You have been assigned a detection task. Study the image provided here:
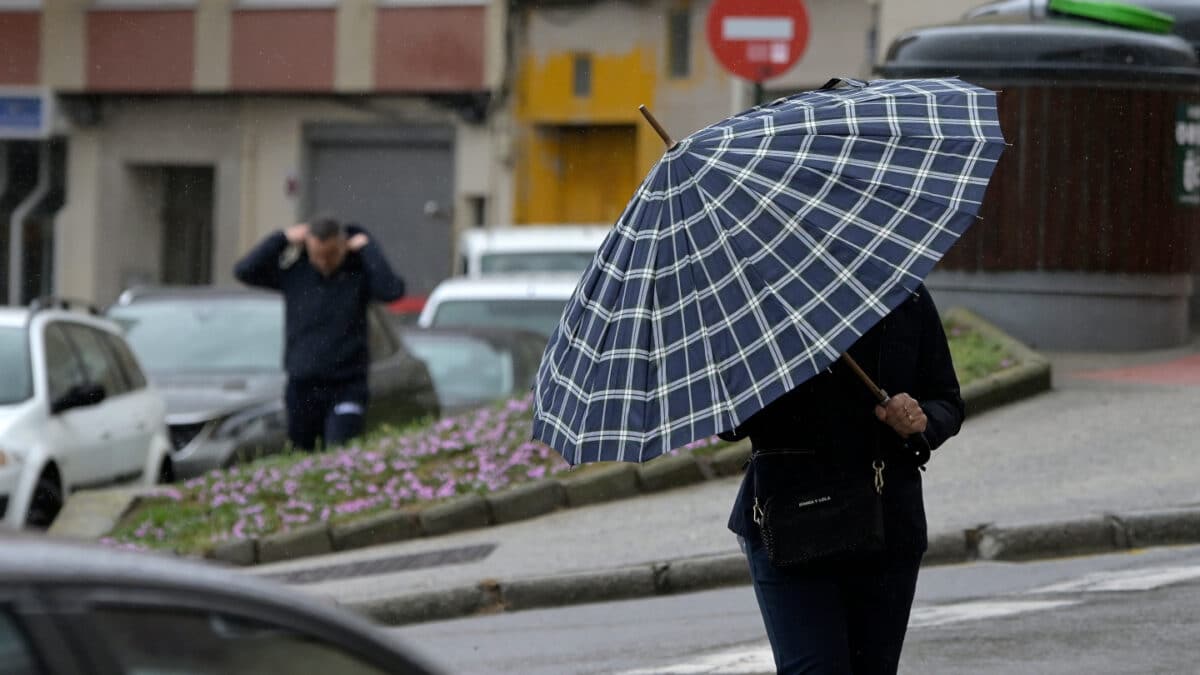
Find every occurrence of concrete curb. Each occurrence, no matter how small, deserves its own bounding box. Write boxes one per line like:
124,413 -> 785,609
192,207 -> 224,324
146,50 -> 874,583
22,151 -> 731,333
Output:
342,506 -> 1200,627
258,523 -> 333,564
946,307 -> 1053,417
83,308 -> 1050,567
485,480 -> 567,525
331,510 -> 423,552
561,463 -> 642,508
637,453 -> 707,493
420,494 -> 492,537
47,485 -> 158,540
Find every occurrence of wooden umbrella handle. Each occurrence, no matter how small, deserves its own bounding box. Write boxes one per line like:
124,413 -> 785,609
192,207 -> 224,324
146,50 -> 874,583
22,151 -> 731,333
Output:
639,105 -> 676,149
840,353 -> 889,404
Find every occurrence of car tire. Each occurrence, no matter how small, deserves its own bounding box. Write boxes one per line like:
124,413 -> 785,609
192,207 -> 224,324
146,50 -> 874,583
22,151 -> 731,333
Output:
25,470 -> 63,530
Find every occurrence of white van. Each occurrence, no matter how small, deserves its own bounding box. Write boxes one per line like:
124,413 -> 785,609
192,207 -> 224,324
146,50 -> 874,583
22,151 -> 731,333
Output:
417,276 -> 580,338
457,225 -> 610,278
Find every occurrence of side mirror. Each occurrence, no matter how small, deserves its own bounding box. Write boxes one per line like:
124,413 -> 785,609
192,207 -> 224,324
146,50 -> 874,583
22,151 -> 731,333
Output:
51,383 -> 107,415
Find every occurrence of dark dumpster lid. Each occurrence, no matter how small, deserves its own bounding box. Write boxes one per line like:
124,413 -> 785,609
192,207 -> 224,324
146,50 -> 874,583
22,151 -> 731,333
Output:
879,16 -> 1200,82
965,0 -> 1200,53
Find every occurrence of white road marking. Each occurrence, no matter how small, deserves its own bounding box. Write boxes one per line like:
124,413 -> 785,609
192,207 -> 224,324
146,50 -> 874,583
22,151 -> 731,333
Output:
1027,565 -> 1200,594
614,599 -> 1076,673
616,645 -> 775,674
908,599 -> 1079,628
616,565 -> 1200,674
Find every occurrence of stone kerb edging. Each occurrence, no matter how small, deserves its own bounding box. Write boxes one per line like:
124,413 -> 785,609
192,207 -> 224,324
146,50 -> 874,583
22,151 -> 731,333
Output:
347,506 -> 1200,627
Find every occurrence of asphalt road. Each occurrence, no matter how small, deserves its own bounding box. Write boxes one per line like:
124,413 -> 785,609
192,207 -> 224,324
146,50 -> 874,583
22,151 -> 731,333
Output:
390,545 -> 1200,675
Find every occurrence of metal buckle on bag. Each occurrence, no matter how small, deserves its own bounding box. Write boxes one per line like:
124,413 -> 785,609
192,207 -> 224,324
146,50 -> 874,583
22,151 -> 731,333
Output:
873,460 -> 886,495
752,498 -> 764,527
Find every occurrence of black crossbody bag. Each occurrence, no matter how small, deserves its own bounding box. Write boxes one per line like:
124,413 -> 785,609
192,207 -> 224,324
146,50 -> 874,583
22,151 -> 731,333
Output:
750,449 -> 887,568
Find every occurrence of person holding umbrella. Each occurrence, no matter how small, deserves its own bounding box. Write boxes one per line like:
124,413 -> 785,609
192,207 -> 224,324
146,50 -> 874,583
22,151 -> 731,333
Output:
533,78 -> 1005,674
717,284 -> 963,673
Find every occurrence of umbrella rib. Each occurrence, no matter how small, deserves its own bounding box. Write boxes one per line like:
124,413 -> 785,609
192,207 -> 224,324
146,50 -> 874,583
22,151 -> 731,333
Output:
712,137 -> 1000,209
686,79 -> 1002,147
666,149 -> 739,439
680,135 -> 818,403
695,150 -> 975,277
536,168 -> 665,461
689,158 -> 872,384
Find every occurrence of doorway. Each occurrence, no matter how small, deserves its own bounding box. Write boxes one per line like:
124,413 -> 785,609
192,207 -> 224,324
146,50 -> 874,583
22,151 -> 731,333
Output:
159,166 -> 215,286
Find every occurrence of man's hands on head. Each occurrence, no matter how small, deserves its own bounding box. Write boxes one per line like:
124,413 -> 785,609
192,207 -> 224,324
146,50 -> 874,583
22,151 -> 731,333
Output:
285,223 -> 310,244
347,233 -> 369,252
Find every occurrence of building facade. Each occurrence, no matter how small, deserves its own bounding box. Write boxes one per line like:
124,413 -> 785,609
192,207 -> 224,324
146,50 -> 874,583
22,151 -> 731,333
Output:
507,0 -> 876,227
25,0 -> 1174,337
0,0 -> 508,304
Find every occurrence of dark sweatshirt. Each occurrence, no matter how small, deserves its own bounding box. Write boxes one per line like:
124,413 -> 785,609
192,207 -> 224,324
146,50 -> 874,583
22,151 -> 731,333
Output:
233,225 -> 405,383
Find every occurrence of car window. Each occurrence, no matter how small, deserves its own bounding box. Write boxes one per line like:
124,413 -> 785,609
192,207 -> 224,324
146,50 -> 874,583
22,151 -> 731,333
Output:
43,323 -> 86,403
368,309 -> 397,360
401,333 -> 514,405
90,607 -> 394,675
108,299 -> 283,373
0,327 -> 33,405
479,251 -> 596,275
0,607 -> 43,675
430,299 -> 568,337
64,325 -> 129,397
104,333 -> 148,390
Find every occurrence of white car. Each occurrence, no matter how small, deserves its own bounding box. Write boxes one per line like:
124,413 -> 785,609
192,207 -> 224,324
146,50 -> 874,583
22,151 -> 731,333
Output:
417,276 -> 580,338
0,302 -> 172,529
457,225 -> 609,277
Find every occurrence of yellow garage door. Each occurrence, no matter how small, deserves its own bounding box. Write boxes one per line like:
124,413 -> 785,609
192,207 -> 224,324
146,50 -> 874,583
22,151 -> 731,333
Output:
555,125 -> 638,224
519,124 -> 641,225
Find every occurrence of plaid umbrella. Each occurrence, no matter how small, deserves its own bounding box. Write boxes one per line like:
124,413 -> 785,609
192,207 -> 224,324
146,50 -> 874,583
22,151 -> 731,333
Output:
533,77 -> 1006,465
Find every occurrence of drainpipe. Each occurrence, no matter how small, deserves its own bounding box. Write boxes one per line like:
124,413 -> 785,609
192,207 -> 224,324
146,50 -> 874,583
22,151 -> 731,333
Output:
0,144 -> 8,199
8,142 -> 50,306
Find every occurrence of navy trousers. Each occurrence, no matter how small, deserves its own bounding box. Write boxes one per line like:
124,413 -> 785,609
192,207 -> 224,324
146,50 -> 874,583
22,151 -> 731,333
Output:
743,536 -> 922,675
285,378 -> 369,451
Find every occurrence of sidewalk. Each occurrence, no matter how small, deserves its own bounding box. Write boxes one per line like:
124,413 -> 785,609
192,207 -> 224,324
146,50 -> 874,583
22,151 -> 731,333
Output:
248,337 -> 1200,625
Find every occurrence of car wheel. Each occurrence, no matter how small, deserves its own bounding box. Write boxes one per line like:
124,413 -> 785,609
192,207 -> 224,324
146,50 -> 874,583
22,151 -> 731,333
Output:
25,470 -> 63,530
157,458 -> 175,484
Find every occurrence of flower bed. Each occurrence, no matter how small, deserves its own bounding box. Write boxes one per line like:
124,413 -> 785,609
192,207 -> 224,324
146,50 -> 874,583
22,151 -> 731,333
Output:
105,319 -> 1014,555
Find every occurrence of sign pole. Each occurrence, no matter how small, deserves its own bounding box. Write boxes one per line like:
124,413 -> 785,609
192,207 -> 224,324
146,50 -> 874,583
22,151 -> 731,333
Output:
753,80 -> 765,106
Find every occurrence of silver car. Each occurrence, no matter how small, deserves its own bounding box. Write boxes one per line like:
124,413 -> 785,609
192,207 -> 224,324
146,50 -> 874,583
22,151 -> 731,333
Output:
108,287 -> 440,479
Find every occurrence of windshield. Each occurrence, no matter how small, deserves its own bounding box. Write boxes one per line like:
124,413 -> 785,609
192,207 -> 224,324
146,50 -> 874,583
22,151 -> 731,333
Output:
479,252 -> 596,275
430,299 -> 568,337
0,327 -> 32,405
401,333 -> 514,405
108,299 -> 283,373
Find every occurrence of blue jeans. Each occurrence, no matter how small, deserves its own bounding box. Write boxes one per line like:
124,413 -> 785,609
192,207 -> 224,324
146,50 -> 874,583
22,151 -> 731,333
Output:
741,536 -> 922,674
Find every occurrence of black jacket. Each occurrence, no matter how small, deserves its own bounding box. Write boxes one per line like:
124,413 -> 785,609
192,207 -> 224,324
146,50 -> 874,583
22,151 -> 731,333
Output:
233,225 -> 406,383
719,285 -> 964,553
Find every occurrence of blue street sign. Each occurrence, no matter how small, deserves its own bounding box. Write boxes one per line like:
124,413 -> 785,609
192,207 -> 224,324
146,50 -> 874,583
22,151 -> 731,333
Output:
0,92 -> 48,139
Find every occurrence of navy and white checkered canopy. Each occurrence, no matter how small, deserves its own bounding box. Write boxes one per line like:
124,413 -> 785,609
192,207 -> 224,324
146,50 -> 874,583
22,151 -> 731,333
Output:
533,78 -> 1006,465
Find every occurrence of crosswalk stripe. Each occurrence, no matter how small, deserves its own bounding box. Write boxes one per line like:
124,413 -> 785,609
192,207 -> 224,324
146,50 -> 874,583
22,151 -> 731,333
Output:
614,598 -> 1076,674
615,645 -> 775,674
615,564 -> 1200,674
1026,565 -> 1200,594
908,599 -> 1079,628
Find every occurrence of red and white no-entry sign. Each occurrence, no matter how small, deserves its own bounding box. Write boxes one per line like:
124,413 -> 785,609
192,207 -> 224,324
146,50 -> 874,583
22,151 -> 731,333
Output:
706,0 -> 810,83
